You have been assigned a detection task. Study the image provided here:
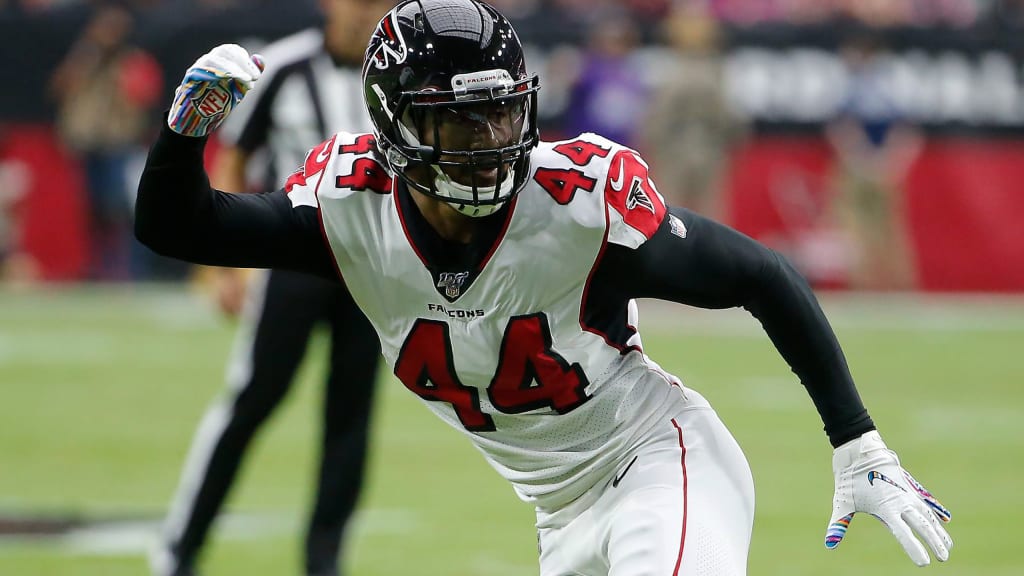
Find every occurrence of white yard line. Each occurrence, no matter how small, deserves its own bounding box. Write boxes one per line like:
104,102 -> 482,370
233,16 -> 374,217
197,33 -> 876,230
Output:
0,508 -> 419,556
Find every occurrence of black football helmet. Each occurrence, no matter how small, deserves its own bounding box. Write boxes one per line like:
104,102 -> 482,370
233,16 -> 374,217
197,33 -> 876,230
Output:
363,0 -> 540,217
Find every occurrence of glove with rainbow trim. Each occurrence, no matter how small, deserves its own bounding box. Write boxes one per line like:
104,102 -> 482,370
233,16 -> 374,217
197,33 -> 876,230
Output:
167,44 -> 264,138
825,430 -> 952,566
823,428 -> 950,561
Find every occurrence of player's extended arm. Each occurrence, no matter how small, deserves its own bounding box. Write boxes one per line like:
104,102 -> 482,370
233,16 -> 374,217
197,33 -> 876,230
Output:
135,45 -> 335,278
594,207 -> 952,565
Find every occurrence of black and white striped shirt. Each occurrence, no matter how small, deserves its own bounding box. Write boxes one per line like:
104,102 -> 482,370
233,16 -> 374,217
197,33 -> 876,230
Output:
219,28 -> 373,190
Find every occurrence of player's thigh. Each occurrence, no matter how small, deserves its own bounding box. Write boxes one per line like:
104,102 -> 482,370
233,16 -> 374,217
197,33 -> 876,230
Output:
538,513 -> 600,576
607,410 -> 754,576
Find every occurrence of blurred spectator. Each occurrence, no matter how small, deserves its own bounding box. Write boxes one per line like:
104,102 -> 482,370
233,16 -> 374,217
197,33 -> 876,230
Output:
839,0 -> 913,27
709,0 -> 787,26
624,0 -> 671,20
639,1 -> 746,217
907,0 -> 979,27
487,0 -> 540,18
489,0 -> 585,47
705,0 -> 988,27
826,32 -> 922,290
561,11 -> 647,148
0,147 -> 37,284
49,3 -> 162,280
783,0 -> 839,25
981,0 -> 1024,27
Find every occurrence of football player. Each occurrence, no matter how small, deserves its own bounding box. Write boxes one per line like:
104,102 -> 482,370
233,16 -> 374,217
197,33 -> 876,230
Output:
137,1 -> 953,574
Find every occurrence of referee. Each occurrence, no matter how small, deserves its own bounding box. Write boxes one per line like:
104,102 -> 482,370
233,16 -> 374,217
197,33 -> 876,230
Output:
151,2 -> 394,575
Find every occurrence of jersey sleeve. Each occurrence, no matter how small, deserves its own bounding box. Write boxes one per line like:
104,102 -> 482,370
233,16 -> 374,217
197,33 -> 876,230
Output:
548,133 -> 668,250
281,134 -> 337,209
282,132 -> 391,207
135,124 -> 336,278
602,146 -> 668,249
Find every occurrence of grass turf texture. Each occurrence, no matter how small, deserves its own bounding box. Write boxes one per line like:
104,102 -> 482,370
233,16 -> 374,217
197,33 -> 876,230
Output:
1,286 -> 1021,575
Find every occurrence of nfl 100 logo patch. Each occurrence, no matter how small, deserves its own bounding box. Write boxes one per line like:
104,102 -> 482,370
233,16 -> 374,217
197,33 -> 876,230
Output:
437,272 -> 470,298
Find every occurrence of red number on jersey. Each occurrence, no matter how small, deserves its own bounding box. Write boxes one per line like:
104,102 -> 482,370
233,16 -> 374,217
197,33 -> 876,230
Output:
533,139 -> 610,203
336,158 -> 393,194
394,320 -> 496,432
534,168 -> 597,204
339,134 -> 377,155
284,135 -> 336,193
605,150 -> 666,239
488,313 -> 589,414
393,314 -> 590,431
552,139 -> 611,166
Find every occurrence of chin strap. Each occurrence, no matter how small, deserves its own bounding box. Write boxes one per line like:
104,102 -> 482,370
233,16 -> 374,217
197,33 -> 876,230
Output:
432,165 -> 515,218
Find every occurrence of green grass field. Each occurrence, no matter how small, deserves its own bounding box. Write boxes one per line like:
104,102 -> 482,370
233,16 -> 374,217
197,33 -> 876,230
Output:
1,286 -> 1022,575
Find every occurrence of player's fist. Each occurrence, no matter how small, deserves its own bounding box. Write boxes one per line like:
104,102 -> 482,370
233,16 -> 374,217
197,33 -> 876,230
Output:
824,430 -> 952,566
167,44 -> 265,137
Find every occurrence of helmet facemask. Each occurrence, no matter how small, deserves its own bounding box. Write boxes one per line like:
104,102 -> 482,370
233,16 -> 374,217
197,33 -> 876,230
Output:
385,71 -> 540,217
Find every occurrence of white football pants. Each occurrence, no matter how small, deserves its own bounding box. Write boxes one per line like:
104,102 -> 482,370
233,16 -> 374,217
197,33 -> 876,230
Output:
537,388 -> 755,576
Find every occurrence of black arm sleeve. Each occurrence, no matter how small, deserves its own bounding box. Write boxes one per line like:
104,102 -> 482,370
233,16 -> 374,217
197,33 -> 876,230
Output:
135,124 -> 336,279
595,207 -> 875,447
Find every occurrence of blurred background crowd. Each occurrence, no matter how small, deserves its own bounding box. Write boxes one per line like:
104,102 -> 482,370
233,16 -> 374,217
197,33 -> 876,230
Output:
8,0 -> 1024,28
1,0 -> 1022,292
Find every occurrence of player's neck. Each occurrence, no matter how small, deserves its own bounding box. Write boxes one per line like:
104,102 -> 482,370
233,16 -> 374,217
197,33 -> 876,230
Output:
408,187 -> 478,244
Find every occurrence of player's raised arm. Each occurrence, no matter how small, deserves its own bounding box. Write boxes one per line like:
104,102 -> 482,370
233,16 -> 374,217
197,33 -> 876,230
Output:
135,44 -> 335,278
594,206 -> 952,566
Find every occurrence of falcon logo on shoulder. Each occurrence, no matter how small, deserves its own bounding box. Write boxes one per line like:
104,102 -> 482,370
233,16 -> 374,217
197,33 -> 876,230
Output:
437,272 -> 470,299
626,180 -> 656,215
604,149 -> 667,240
370,12 -> 408,70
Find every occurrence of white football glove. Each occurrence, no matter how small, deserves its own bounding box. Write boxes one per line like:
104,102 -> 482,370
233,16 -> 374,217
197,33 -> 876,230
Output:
825,430 -> 952,566
167,44 -> 264,138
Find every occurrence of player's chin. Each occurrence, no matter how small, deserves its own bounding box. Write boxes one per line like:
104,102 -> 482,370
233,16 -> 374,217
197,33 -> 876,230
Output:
446,166 -> 500,188
475,167 -> 500,187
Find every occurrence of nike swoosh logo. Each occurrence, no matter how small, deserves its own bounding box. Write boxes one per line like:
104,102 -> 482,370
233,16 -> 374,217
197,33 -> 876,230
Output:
612,455 -> 638,488
315,144 -> 332,164
609,157 -> 626,191
867,470 -> 907,492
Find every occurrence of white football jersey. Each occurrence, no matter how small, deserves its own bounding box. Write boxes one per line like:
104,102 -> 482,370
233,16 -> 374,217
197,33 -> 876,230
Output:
286,132 -> 685,512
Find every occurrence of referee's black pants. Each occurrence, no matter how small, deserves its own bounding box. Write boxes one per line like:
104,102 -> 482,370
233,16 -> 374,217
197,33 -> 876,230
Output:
162,269 -> 380,576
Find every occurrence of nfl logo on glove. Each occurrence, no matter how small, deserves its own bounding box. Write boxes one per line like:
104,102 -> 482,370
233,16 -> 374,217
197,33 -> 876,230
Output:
192,83 -> 232,118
